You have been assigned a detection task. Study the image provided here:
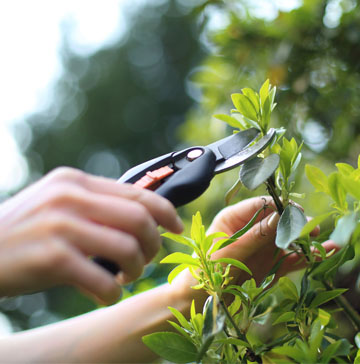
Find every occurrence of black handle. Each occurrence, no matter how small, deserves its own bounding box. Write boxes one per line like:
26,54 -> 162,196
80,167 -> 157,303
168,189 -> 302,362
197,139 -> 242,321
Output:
94,148 -> 217,275
156,148 -> 216,207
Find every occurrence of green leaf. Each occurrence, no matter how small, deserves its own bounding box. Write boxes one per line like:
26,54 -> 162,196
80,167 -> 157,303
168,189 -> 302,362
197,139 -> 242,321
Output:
259,79 -> 270,107
202,296 -> 225,342
167,321 -> 192,340
160,252 -> 200,267
276,205 -> 307,249
309,289 -> 347,308
142,332 -> 198,363
241,115 -> 262,130
208,237 -> 230,255
336,162 -> 354,176
240,154 -> 280,190
228,295 -> 242,315
269,86 -> 277,111
272,341 -> 305,363
168,264 -> 188,284
309,319 -> 323,360
168,306 -> 192,331
162,232 -> 197,250
299,211 -> 334,237
231,93 -> 258,121
312,242 -> 327,259
191,211 -> 204,244
321,338 -> 351,363
241,87 -> 260,113
215,257 -> 252,275
225,178 -> 242,206
260,274 -> 275,289
278,276 -> 299,301
191,313 -> 203,336
209,206 -> 265,254
305,164 -> 329,194
318,308 -> 331,326
311,244 -> 355,280
216,337 -> 250,348
341,176 -> 360,200
330,212 -> 358,246
213,114 -> 244,129
272,311 -> 296,325
261,95 -> 271,131
355,333 -> 360,349
190,299 -> 196,320
328,172 -> 347,209
203,232 -> 228,254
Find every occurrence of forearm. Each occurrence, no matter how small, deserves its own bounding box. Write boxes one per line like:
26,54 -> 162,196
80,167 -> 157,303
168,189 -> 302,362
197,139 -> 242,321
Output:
0,282 -> 196,363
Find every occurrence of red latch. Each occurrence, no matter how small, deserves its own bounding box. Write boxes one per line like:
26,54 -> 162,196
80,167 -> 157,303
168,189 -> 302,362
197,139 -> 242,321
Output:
134,166 -> 174,190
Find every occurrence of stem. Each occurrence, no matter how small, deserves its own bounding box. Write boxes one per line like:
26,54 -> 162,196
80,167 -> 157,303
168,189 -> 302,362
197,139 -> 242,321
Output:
265,175 -> 284,215
223,327 -> 239,353
220,300 -> 246,341
322,280 -> 360,331
220,301 -> 262,363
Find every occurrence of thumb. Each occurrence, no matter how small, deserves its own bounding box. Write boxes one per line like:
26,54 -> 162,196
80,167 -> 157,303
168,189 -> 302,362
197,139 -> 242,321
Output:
213,211 -> 280,261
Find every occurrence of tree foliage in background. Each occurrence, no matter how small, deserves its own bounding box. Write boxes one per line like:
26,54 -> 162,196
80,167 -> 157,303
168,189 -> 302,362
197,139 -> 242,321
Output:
144,81 -> 360,364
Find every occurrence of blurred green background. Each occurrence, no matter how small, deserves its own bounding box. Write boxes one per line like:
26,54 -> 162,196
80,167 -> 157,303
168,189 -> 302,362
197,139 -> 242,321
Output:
1,0 -> 360,335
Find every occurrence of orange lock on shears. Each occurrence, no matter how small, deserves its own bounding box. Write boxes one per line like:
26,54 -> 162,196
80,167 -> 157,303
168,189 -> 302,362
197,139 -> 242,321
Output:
134,166 -> 174,190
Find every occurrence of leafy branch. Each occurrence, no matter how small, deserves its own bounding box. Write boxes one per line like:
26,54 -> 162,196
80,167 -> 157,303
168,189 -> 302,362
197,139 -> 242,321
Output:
143,80 -> 360,363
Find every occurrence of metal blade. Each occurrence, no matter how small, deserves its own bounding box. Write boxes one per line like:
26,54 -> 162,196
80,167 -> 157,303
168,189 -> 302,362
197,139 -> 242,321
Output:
214,128 -> 276,174
207,128 -> 260,161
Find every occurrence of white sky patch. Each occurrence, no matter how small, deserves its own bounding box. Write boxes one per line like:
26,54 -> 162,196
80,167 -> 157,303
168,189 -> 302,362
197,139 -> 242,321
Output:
247,0 -> 302,21
0,0 -> 126,192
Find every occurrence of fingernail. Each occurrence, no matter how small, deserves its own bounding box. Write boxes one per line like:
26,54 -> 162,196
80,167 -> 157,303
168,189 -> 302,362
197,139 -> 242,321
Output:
175,215 -> 184,233
116,272 -> 126,286
267,212 -> 280,230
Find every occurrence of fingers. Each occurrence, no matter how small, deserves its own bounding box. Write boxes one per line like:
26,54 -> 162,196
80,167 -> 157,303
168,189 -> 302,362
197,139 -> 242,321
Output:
48,216 -> 151,281
40,167 -> 184,265
64,193 -> 162,264
0,235 -> 123,304
49,243 -> 122,305
64,255 -> 122,305
48,168 -> 183,233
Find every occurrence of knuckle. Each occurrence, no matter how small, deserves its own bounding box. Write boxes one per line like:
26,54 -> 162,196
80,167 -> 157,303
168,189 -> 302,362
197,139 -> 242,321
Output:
156,196 -> 175,215
43,213 -> 71,235
121,236 -> 141,261
130,204 -> 151,229
146,235 -> 161,262
47,167 -> 87,185
39,239 -> 72,271
45,186 -> 83,208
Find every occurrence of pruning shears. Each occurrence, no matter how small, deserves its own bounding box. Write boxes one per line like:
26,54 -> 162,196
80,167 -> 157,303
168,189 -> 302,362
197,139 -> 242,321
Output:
95,127 -> 276,274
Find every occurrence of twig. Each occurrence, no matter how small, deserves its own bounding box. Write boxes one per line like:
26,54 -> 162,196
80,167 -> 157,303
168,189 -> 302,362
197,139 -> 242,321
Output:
265,175 -> 284,215
220,300 -> 246,340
